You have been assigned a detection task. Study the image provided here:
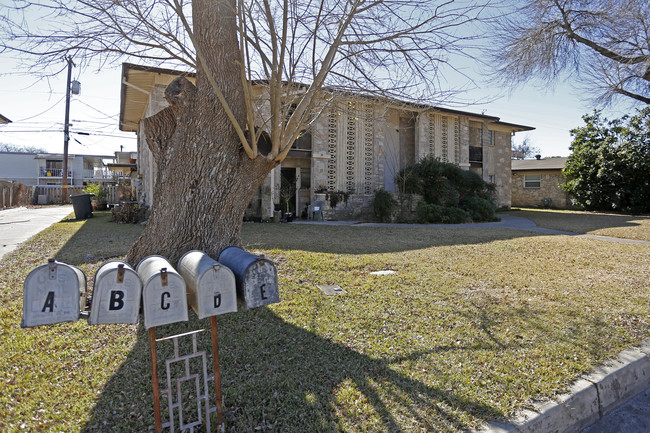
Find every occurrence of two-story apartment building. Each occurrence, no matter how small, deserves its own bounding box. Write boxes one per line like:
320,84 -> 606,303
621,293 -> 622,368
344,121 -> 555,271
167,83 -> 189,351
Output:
119,63 -> 534,219
0,152 -> 116,187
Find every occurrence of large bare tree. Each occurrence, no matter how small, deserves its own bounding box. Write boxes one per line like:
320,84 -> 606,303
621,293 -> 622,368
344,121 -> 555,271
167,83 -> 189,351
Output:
490,0 -> 650,105
1,0 -> 492,264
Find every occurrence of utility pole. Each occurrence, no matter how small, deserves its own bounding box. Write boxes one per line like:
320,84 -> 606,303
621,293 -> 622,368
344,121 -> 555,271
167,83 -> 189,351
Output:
61,57 -> 74,205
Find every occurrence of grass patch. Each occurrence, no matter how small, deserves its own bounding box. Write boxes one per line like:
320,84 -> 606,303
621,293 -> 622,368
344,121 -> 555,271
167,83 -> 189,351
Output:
508,208 -> 650,241
1,211 -> 648,432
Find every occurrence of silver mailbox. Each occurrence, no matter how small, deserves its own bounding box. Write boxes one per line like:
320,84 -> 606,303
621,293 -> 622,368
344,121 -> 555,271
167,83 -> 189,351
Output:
22,259 -> 86,328
217,246 -> 279,310
137,255 -> 188,329
89,261 -> 142,325
178,250 -> 237,319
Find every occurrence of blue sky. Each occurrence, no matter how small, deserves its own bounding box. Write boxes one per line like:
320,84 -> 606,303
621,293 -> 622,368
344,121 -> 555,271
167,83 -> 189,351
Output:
0,50 -> 635,159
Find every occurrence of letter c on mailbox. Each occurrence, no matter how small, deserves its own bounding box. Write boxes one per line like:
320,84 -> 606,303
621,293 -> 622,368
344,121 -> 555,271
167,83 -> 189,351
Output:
161,292 -> 171,310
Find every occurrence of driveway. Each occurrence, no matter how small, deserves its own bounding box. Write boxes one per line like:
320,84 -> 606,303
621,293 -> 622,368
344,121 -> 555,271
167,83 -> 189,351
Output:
0,206 -> 73,260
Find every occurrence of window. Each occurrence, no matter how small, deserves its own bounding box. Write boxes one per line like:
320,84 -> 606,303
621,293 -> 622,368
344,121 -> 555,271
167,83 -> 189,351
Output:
524,174 -> 541,188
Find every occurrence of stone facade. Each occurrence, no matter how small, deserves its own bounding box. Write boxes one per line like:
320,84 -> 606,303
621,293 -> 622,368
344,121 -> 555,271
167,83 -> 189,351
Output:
511,158 -> 576,209
121,64 -> 533,220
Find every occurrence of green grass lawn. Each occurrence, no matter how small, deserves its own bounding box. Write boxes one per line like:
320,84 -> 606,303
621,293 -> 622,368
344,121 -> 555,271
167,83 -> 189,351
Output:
1,210 -> 648,432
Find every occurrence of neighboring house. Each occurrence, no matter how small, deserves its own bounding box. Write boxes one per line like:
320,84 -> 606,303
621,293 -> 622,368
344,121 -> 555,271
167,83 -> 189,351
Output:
119,63 -> 534,219
106,151 -> 139,199
0,151 -> 118,187
511,157 -> 575,209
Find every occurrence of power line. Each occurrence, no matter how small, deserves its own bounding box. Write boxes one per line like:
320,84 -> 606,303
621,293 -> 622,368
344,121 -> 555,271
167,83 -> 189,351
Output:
13,95 -> 66,122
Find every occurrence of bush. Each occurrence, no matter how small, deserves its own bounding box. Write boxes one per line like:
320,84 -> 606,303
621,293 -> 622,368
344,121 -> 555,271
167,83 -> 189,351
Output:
111,203 -> 147,224
463,196 -> 498,222
562,108 -> 650,213
416,202 -> 445,223
397,156 -> 497,223
416,202 -> 470,224
83,182 -> 108,204
373,189 -> 396,222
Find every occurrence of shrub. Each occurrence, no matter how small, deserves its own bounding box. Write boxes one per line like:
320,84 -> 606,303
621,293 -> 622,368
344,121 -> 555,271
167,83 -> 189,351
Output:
397,156 -> 497,223
463,196 -> 498,222
111,203 -> 147,224
83,183 -> 108,204
373,189 -> 396,222
416,201 -> 445,223
445,206 -> 469,224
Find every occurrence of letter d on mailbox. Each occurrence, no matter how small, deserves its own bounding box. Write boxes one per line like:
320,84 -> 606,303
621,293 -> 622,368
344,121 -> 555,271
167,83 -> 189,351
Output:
218,246 -> 279,310
178,250 -> 237,319
89,261 -> 142,325
137,256 -> 188,329
22,259 -> 86,328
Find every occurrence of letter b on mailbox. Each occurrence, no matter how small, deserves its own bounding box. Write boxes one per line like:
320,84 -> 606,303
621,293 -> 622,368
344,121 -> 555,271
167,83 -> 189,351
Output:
89,261 -> 142,325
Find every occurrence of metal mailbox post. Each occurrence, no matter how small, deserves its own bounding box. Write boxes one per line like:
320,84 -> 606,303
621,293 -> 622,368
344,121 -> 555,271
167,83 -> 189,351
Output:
137,255 -> 188,329
177,250 -> 237,319
217,246 -> 280,309
89,261 -> 142,325
22,258 -> 86,328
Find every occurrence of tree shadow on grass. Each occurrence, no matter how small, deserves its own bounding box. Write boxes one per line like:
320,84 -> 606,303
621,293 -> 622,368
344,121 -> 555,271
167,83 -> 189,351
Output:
241,223 -> 547,255
54,211 -> 143,266
79,307 -> 506,433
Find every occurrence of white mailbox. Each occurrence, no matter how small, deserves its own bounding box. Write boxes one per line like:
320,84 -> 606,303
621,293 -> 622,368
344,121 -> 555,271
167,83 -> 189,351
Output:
89,261 -> 142,325
218,246 -> 279,310
137,256 -> 188,329
178,250 -> 237,319
22,259 -> 86,328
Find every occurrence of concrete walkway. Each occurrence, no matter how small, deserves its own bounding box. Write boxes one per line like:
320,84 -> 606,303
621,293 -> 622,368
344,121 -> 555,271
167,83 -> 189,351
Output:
0,206 -> 73,260
293,214 -> 650,246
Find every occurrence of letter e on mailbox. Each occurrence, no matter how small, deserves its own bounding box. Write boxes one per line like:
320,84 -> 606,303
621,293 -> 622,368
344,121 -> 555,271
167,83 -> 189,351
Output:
218,246 -> 279,310
89,261 -> 142,325
137,256 -> 188,329
22,259 -> 86,328
178,250 -> 237,319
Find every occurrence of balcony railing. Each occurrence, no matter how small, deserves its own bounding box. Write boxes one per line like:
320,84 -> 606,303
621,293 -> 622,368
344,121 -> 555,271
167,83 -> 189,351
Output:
82,168 -> 113,180
39,168 -> 73,178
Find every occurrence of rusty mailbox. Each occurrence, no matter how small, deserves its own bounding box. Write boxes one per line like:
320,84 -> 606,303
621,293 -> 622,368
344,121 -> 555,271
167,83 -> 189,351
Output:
89,261 -> 142,325
22,258 -> 87,328
178,250 -> 237,319
137,256 -> 188,329
217,246 -> 279,310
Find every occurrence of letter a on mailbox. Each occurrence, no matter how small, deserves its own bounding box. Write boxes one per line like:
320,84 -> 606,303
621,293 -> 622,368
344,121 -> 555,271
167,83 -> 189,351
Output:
22,259 -> 86,328
137,256 -> 188,329
89,261 -> 143,325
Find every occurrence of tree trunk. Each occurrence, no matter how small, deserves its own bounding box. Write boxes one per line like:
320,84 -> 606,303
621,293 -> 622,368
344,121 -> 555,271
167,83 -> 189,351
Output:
126,0 -> 275,266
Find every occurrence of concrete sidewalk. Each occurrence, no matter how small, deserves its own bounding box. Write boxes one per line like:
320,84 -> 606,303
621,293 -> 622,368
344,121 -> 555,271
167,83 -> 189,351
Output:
0,206 -> 73,260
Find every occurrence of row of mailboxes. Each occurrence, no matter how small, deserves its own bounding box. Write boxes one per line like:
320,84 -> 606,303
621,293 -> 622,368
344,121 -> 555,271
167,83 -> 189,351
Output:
22,247 -> 279,329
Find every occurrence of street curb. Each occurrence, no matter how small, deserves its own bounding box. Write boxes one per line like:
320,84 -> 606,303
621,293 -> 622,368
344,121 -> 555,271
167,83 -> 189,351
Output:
474,338 -> 650,433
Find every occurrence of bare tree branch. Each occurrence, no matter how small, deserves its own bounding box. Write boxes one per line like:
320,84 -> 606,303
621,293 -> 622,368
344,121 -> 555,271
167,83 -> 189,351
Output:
489,0 -> 650,106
